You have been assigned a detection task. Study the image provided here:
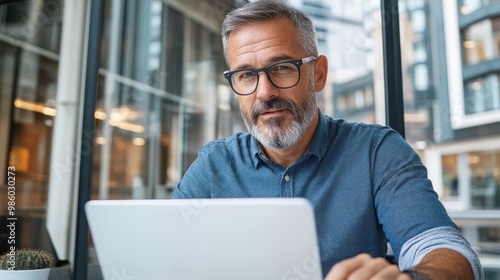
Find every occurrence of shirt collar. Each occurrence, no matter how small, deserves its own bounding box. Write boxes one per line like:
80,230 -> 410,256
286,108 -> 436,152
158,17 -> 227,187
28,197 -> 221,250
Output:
250,136 -> 266,169
306,109 -> 330,160
250,109 -> 330,168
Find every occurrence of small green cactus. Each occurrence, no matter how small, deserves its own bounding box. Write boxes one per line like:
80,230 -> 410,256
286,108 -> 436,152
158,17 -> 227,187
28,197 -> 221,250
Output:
0,248 -> 54,270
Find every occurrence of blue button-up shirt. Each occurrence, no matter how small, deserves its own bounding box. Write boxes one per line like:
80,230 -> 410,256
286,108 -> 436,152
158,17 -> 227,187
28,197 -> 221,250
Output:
174,110 -> 481,278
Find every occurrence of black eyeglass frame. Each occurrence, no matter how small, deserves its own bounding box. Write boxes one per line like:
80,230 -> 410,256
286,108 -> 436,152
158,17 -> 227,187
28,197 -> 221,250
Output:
223,56 -> 317,96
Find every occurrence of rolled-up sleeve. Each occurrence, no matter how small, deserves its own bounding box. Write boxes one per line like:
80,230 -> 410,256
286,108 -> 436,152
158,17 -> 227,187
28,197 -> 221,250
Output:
398,226 -> 484,280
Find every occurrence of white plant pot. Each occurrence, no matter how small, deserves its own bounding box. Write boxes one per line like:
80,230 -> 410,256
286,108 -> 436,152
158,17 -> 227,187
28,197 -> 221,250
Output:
0,268 -> 50,280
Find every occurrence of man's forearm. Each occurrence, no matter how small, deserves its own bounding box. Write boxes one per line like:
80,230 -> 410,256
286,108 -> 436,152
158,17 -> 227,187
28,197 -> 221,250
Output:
411,248 -> 474,280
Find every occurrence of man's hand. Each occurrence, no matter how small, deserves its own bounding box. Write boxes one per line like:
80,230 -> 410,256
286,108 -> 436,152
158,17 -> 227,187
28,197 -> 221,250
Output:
324,253 -> 412,280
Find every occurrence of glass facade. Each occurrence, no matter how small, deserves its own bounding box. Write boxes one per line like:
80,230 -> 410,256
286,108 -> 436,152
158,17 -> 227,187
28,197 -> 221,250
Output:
321,0 -> 499,276
0,0 -> 239,277
90,0 -> 231,201
0,0 -> 63,259
85,0 -> 237,275
330,0 -> 385,125
1,0 -> 500,278
397,0 -> 500,277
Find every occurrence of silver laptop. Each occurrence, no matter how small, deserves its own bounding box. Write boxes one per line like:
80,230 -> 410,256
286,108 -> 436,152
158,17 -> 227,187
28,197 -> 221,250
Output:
85,198 -> 322,280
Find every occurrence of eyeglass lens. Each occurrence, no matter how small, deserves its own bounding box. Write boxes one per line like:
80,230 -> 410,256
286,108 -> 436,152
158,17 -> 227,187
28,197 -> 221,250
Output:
231,61 -> 300,95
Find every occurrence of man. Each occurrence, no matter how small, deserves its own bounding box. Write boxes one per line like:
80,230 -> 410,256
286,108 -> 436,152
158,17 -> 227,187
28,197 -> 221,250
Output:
173,0 -> 483,279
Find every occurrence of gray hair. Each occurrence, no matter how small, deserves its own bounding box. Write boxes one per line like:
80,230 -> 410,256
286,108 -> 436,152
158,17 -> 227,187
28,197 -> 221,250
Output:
221,0 -> 318,66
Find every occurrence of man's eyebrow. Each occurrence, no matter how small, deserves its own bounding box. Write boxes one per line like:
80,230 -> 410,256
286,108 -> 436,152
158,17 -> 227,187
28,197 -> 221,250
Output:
231,63 -> 253,70
268,55 -> 294,64
232,55 -> 296,71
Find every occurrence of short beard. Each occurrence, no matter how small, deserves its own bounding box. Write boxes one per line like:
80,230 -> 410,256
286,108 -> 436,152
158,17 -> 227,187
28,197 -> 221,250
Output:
241,82 -> 317,149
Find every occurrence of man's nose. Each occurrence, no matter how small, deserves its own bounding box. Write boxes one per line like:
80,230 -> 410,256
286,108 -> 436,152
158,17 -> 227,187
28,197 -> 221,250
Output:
255,72 -> 279,100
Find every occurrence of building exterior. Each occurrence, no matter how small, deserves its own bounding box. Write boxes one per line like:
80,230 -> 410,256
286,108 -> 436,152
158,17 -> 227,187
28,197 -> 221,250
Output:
330,0 -> 500,277
432,1 -> 500,276
0,0 -> 499,278
289,0 -> 370,116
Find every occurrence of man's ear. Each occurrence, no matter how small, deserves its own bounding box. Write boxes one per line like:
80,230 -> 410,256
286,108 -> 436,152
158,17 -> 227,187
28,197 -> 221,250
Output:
314,55 -> 328,92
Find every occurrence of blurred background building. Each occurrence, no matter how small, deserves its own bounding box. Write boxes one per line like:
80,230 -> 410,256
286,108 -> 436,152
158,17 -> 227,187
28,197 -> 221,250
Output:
0,0 -> 499,278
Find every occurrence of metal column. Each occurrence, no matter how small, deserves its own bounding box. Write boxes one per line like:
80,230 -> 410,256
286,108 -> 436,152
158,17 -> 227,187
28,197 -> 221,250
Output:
74,0 -> 102,279
381,0 -> 406,138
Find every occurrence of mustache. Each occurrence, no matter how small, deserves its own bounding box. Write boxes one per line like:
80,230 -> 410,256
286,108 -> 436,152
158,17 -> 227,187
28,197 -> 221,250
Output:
250,98 -> 296,123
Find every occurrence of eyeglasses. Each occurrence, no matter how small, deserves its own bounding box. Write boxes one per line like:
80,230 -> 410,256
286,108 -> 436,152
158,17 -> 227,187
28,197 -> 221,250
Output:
223,56 -> 317,96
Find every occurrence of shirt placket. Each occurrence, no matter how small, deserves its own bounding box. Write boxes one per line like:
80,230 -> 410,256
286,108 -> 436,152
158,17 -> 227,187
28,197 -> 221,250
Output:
281,169 -> 293,197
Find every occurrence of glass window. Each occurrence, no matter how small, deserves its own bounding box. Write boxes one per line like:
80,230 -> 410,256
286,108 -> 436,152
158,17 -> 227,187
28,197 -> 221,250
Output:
413,63 -> 429,91
400,0 -> 500,271
413,42 -> 427,63
442,154 -> 459,198
462,17 -> 500,65
0,0 -> 62,53
165,6 -> 184,97
315,0 -> 384,125
407,0 -> 425,10
460,0 -> 483,15
460,0 -> 500,15
464,73 -> 500,115
411,10 -> 426,33
469,151 -> 500,209
0,0 -> 62,256
398,1 -> 433,143
91,0 -> 228,202
87,0 -> 233,276
493,17 -> 500,58
365,86 -> 374,106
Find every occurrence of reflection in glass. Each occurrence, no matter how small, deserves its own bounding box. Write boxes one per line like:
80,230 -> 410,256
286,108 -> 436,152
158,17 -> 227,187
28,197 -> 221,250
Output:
442,154 -> 459,198
0,46 -> 59,210
400,1 -> 500,271
92,89 -> 149,200
86,2 -> 232,272
469,151 -> 500,209
398,0 -> 433,144
165,6 -> 184,97
460,0 -> 500,15
0,0 -> 63,53
460,0 -> 482,14
464,73 -> 500,115
324,0 -> 384,125
0,0 -> 63,258
92,0 -> 228,201
479,226 -> 500,254
463,17 -> 500,65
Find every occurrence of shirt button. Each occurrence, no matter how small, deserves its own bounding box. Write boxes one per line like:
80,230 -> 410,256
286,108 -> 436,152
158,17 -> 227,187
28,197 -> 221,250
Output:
284,175 -> 290,182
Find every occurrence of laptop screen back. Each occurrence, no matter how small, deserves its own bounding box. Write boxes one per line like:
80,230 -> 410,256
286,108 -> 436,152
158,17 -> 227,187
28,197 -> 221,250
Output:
85,198 -> 322,280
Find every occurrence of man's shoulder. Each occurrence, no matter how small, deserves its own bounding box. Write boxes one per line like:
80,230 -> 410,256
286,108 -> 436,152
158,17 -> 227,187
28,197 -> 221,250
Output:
324,116 -> 394,140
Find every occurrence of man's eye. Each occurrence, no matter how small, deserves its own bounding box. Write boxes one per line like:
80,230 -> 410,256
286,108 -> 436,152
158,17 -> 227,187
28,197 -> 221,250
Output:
271,64 -> 294,73
276,65 -> 291,70
236,71 -> 256,80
